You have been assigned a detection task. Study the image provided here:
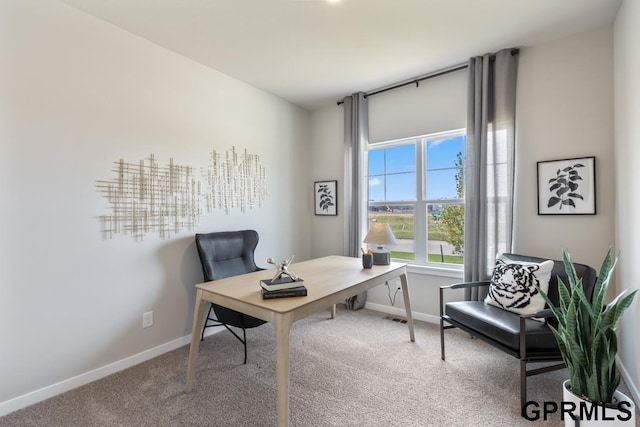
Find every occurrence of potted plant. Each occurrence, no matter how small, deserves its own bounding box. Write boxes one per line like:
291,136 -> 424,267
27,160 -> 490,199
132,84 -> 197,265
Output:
539,249 -> 637,426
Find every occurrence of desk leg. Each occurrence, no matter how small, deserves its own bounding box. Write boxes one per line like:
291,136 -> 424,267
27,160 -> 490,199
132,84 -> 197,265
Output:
273,312 -> 294,427
399,272 -> 415,342
185,289 -> 206,393
331,304 -> 336,319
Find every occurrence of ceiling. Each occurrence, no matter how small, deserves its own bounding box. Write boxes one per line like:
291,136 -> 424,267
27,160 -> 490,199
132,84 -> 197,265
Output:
59,0 -> 621,110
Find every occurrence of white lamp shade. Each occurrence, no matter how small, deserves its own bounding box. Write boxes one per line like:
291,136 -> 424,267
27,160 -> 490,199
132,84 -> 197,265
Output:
363,222 -> 397,246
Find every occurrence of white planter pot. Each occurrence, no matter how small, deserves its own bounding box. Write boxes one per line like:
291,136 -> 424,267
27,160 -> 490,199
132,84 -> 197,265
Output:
563,380 -> 636,427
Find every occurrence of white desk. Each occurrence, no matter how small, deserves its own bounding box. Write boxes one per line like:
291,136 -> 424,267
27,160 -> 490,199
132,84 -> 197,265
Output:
185,255 -> 414,427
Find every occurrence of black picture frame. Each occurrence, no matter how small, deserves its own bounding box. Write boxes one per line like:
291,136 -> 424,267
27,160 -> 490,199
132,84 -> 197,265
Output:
537,156 -> 596,215
314,180 -> 337,216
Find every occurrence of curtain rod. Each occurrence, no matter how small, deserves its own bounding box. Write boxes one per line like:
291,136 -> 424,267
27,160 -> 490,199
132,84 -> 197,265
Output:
336,48 -> 519,106
336,63 -> 466,106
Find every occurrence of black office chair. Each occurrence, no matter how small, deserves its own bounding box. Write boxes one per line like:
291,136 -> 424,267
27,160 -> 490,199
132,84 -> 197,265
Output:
440,253 -> 597,414
195,230 -> 267,364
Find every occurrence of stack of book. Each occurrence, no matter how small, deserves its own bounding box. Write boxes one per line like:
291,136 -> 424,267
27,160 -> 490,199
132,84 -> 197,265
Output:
260,277 -> 307,299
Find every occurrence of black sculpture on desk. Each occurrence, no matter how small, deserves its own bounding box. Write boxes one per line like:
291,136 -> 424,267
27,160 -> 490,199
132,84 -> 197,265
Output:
267,255 -> 299,283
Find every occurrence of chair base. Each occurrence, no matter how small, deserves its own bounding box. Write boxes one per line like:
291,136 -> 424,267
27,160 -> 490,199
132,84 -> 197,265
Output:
440,314 -> 565,416
202,304 -> 248,364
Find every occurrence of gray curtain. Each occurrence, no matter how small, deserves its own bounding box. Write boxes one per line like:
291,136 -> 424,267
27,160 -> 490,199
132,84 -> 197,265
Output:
464,49 -> 518,300
342,92 -> 369,258
342,92 -> 369,309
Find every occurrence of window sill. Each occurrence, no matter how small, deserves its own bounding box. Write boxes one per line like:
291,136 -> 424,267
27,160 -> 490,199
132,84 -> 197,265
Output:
402,263 -> 464,279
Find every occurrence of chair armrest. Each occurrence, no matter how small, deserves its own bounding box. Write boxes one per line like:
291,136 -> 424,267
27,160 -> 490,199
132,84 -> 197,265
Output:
440,281 -> 491,291
520,308 -> 555,320
439,281 -> 491,317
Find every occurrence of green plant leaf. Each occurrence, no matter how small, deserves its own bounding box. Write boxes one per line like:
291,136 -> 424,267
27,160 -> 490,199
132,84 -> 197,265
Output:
557,277 -> 572,317
572,278 -> 596,318
592,250 -> 616,312
601,289 -> 638,330
561,250 -> 579,290
538,248 -> 637,404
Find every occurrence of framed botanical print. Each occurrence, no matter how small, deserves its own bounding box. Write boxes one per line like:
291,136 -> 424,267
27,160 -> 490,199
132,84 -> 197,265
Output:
537,156 -> 596,215
314,180 -> 337,216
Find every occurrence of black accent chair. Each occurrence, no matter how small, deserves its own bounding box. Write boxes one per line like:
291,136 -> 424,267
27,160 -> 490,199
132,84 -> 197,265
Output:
195,230 -> 267,364
439,254 -> 596,414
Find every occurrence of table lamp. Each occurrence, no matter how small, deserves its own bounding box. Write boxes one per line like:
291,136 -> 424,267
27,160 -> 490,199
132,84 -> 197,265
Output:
363,222 -> 397,265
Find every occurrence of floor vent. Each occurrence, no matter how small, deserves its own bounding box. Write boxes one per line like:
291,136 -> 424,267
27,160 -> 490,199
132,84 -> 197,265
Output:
384,315 -> 407,324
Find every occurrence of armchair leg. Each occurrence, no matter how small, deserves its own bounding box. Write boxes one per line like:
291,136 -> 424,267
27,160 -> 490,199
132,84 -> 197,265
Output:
520,361 -> 566,417
242,328 -> 247,365
439,286 -> 446,361
201,304 -> 216,341
219,324 -> 248,363
440,317 -> 446,361
520,360 -> 527,416
198,305 -> 252,364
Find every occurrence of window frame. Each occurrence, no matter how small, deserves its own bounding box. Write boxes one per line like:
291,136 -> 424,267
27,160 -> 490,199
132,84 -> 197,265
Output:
367,128 -> 466,272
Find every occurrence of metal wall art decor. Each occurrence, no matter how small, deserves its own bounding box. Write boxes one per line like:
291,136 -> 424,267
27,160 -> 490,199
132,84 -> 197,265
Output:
267,256 -> 299,282
205,147 -> 267,215
96,154 -> 203,240
314,180 -> 337,216
97,147 -> 267,240
537,156 -> 596,215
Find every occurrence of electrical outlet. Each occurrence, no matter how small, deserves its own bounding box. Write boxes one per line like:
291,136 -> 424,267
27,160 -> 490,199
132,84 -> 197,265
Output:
143,311 -> 153,328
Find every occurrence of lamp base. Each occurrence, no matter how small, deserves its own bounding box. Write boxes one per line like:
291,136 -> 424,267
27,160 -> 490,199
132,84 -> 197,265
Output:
372,250 -> 390,265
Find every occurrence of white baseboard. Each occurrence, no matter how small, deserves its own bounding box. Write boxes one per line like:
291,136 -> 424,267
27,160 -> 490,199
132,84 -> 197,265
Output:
617,356 -> 640,407
364,302 -> 440,325
0,306 -> 432,417
0,327 -> 223,417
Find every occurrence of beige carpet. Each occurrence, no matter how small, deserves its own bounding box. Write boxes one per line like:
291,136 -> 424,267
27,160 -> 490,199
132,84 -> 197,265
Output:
2,307 -> 638,426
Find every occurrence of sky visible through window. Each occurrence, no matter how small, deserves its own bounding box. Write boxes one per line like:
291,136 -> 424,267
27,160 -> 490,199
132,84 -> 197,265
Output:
368,135 -> 466,202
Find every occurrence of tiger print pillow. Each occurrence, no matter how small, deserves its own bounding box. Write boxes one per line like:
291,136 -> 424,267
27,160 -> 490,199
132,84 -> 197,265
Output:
484,254 -> 553,318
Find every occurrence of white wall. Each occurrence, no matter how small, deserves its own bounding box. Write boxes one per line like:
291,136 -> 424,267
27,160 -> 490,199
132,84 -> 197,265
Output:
309,105 -> 344,257
514,27 -> 615,272
614,0 -> 640,405
0,0 -> 310,413
308,27 -> 617,325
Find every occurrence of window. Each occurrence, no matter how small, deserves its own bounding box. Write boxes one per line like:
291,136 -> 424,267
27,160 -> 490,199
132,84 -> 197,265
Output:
367,129 -> 466,267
